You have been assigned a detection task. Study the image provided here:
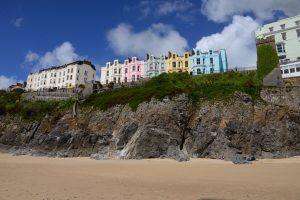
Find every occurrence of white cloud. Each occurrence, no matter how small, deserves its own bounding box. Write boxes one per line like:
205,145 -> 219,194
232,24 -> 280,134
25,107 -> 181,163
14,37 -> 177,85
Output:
13,17 -> 23,28
0,76 -> 18,89
196,15 -> 260,68
201,0 -> 300,23
107,23 -> 188,57
25,51 -> 39,62
24,42 -> 81,72
156,0 -> 193,15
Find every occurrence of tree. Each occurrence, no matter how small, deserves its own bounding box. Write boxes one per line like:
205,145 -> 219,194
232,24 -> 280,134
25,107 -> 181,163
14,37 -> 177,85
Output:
108,82 -> 114,90
257,44 -> 279,80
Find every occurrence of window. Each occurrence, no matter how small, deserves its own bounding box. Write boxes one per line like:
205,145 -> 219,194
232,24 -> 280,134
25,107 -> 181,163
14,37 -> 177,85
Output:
114,61 -> 117,66
106,71 -> 109,76
51,73 -> 53,77
196,58 -> 200,65
119,69 -> 121,74
106,80 -> 108,84
59,72 -> 61,77
197,68 -> 201,75
137,75 -> 140,80
202,58 -> 205,64
68,69 -> 70,73
125,61 -> 128,65
63,71 -> 65,76
125,68 -> 128,73
276,43 -> 285,53
62,78 -> 64,82
210,58 -> 214,65
296,67 -> 300,72
172,54 -> 175,59
185,61 -> 188,68
290,68 -> 295,73
197,51 -> 200,55
58,79 -> 60,83
296,29 -> 300,38
185,53 -> 188,58
125,77 -> 127,83
284,69 -> 289,74
77,75 -> 79,80
54,73 -> 56,77
132,75 -> 135,81
210,68 -> 214,73
71,68 -> 73,73
269,27 -> 274,32
209,50 -> 212,55
280,24 -> 285,30
118,77 -> 120,83
114,68 -> 117,74
84,71 -> 88,76
50,79 -> 52,84
281,32 -> 286,40
138,65 -> 140,71
70,75 -> 72,80
132,66 -> 136,71
67,75 -> 69,80
172,62 -> 176,68
178,62 -> 181,68
113,77 -> 116,83
78,69 -> 79,73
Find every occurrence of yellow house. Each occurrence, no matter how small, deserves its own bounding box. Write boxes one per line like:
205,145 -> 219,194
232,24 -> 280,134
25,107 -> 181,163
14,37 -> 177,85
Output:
166,51 -> 191,73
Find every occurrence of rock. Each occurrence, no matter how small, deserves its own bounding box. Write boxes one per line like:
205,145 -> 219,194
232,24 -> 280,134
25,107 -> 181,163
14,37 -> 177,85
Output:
0,88 -> 299,163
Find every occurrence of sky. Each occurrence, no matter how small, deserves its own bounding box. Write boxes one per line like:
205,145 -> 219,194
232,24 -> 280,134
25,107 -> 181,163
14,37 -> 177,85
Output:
0,0 -> 299,89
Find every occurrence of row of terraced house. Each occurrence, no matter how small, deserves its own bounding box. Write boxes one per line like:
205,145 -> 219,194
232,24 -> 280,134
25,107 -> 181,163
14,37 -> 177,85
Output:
100,48 -> 228,85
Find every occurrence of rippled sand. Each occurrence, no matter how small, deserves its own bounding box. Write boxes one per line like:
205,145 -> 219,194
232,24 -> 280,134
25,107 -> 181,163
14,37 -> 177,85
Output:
0,153 -> 300,200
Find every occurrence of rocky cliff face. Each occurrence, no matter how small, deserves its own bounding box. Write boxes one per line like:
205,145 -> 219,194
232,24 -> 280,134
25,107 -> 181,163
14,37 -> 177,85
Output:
0,87 -> 299,163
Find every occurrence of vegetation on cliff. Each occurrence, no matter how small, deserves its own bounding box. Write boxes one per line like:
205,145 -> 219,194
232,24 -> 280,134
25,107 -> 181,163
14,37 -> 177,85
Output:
83,71 -> 262,110
257,44 -> 279,80
0,71 -> 262,119
0,89 -> 74,120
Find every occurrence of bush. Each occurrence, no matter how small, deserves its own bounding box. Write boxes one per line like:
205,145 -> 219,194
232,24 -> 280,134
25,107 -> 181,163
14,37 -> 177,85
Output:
257,44 -> 279,80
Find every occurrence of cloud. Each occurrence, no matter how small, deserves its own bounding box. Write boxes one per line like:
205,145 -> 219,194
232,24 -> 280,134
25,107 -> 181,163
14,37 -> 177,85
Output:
156,0 -> 194,15
0,76 -> 18,89
24,42 -> 81,72
196,15 -> 260,68
124,0 -> 199,21
107,23 -> 188,57
201,0 -> 300,23
13,17 -> 23,28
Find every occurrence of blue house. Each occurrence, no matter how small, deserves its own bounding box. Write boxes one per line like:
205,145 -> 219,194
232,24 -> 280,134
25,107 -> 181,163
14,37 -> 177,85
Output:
190,49 -> 228,75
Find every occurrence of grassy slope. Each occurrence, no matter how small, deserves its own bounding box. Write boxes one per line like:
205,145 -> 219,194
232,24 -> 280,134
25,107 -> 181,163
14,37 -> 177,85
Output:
83,71 -> 262,110
0,71 -> 262,120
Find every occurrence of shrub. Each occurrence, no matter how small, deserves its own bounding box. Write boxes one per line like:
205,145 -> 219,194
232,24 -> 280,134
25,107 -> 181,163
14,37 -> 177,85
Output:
257,44 -> 279,80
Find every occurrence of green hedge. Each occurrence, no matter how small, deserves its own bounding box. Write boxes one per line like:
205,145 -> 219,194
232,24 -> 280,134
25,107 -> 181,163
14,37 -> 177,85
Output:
257,44 -> 279,80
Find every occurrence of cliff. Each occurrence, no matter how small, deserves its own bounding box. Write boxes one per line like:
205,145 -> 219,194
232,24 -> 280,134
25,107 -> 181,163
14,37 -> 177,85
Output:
0,87 -> 299,163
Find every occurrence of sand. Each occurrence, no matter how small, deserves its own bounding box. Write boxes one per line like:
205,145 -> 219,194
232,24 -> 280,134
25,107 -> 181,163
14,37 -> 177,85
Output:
0,153 -> 300,200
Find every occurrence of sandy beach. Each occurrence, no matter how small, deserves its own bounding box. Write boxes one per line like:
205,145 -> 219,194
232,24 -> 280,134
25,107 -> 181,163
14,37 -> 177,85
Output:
0,153 -> 300,200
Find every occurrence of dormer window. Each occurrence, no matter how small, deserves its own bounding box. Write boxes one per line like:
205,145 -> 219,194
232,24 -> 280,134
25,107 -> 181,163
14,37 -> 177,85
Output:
209,50 -> 212,55
269,27 -> 274,32
114,61 -> 117,66
296,20 -> 300,26
172,54 -> 175,59
106,63 -> 109,67
197,51 -> 200,55
185,53 -> 188,58
133,58 -> 136,62
280,24 -> 285,30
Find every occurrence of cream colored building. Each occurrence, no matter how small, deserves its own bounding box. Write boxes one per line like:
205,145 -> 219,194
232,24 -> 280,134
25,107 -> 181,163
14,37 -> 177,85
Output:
100,60 -> 123,85
26,60 -> 96,91
256,15 -> 300,64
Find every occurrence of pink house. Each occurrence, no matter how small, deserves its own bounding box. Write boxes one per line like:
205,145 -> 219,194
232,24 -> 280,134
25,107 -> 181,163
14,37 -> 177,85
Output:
122,57 -> 145,83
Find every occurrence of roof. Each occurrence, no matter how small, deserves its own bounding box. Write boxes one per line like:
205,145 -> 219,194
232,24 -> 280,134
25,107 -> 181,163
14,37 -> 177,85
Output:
39,60 -> 96,73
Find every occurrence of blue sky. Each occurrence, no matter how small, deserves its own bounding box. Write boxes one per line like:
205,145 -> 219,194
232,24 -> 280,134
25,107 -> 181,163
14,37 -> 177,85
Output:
0,0 -> 299,88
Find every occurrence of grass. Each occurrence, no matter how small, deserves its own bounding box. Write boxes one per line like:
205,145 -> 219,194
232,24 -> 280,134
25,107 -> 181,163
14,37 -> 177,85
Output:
0,89 -> 75,120
83,71 -> 262,110
0,71 -> 262,119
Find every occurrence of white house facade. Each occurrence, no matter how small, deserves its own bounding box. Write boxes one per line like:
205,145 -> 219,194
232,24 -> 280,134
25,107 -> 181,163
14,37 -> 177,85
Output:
256,15 -> 300,78
26,60 -> 96,91
144,54 -> 166,78
100,60 -> 123,85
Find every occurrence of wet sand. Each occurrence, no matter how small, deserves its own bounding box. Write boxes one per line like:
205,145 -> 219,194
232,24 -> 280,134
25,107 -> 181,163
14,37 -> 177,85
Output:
0,153 -> 300,200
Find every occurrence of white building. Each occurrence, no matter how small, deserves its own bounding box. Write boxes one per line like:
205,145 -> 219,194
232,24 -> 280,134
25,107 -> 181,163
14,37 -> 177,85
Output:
144,54 -> 166,78
100,60 -> 123,85
26,60 -> 96,91
256,15 -> 300,78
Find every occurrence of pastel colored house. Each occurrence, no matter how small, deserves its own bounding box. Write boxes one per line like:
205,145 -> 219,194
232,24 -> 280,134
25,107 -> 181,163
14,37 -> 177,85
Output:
122,57 -> 145,83
165,51 -> 191,73
100,60 -> 123,85
144,54 -> 166,78
190,49 -> 228,75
